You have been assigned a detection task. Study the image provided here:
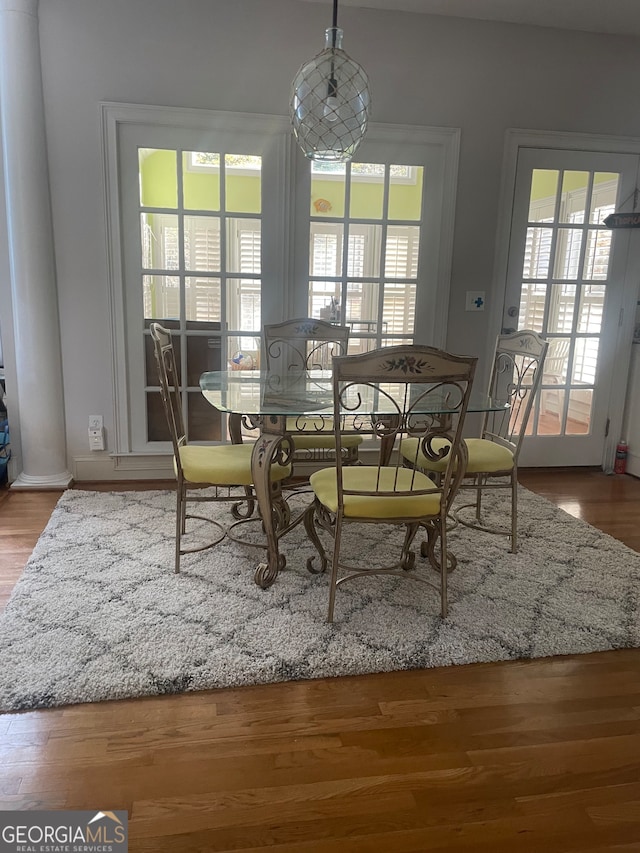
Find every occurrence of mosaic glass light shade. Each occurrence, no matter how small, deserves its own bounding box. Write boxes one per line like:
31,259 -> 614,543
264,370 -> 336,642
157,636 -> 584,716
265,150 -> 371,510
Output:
290,27 -> 371,163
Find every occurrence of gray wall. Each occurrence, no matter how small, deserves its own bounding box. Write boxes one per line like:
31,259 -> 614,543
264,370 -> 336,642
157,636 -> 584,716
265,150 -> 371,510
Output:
10,0 -> 640,467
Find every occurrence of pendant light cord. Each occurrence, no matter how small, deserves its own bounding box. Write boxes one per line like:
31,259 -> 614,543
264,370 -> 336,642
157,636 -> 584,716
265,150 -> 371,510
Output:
328,0 -> 339,93
332,0 -> 338,46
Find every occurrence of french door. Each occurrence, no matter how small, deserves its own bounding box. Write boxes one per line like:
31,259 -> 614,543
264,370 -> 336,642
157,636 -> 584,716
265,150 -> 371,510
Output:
116,119 -> 289,452
502,147 -> 640,467
104,104 -> 459,458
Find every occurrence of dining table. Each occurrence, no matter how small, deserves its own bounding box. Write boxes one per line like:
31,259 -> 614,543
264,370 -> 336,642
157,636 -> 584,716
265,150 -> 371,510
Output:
200,368 -> 508,589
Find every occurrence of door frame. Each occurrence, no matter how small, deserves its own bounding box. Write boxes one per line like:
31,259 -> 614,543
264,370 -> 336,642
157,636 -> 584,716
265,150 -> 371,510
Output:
490,128 -> 640,471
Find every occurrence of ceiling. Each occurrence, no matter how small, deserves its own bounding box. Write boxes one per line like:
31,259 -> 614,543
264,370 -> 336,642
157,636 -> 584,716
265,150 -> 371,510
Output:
300,0 -> 640,37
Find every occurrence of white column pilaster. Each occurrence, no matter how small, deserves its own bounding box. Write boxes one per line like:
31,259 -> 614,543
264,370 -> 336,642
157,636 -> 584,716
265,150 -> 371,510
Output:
0,0 -> 72,488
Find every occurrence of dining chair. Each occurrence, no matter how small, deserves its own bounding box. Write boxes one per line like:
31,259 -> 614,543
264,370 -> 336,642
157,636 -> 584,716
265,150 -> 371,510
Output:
303,344 -> 477,622
150,323 -> 291,573
401,329 -> 549,553
263,317 -> 363,473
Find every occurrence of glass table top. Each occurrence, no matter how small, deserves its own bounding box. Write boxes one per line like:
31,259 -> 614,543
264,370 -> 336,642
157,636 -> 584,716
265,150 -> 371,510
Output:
200,370 -> 508,417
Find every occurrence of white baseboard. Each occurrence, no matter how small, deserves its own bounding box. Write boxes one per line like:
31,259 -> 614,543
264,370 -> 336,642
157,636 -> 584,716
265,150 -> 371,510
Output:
626,450 -> 640,478
72,453 -> 174,481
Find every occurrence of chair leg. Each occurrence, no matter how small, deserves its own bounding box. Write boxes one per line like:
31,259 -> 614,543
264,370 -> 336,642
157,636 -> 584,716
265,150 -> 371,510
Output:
400,523 -> 418,570
510,468 -> 518,553
231,486 -> 256,520
439,516 -> 448,618
327,514 -> 344,623
304,499 -> 329,575
175,485 -> 183,574
475,474 -> 484,522
181,490 -> 187,535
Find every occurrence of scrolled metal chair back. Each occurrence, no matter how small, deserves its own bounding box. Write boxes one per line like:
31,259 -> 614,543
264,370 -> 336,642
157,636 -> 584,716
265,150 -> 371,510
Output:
150,323 -> 187,460
263,317 -> 349,376
482,329 -> 549,457
332,345 -> 477,514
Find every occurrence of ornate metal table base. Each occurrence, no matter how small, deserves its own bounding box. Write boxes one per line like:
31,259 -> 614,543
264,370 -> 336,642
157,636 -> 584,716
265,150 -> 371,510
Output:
249,418 -> 308,589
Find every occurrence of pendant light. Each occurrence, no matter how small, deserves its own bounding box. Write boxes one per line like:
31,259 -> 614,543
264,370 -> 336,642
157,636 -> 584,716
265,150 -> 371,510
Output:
290,0 -> 371,163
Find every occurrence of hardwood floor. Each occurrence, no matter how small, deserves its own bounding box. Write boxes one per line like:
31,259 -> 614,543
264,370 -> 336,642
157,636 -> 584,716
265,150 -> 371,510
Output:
1,470 -> 640,852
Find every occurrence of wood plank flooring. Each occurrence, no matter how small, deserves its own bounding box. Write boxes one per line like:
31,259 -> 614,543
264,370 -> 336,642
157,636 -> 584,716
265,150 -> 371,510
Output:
1,470 -> 640,852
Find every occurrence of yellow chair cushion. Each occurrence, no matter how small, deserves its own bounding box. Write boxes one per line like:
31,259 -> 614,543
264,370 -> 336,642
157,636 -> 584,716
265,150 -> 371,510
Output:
285,416 -> 363,450
310,465 -> 441,519
178,442 -> 290,486
401,436 -> 514,475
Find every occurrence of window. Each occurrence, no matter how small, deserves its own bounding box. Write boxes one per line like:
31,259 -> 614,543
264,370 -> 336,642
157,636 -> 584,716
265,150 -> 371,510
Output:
307,161 -> 424,353
104,105 -> 458,457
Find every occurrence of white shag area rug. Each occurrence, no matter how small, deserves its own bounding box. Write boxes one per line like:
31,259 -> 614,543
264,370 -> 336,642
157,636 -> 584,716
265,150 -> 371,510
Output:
1,486 -> 639,712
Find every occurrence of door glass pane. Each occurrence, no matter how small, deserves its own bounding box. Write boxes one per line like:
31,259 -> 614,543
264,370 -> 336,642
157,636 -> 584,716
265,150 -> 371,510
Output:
225,154 -> 261,213
383,283 -> 416,336
560,171 -> 589,223
389,166 -> 424,221
183,151 -> 220,211
577,284 -> 605,333
547,285 -> 575,333
184,216 -> 220,272
383,337 -> 413,347
566,388 -> 592,434
227,218 -> 261,274
349,226 -> 381,277
590,173 -> 619,224
146,393 -> 170,442
523,228 -> 552,278
226,334 -> 261,369
345,281 -> 379,330
227,278 -> 261,332
185,277 -> 221,322
572,337 -> 599,384
143,274 -> 180,321
583,228 -> 612,279
538,387 -> 564,436
186,331 -> 222,385
139,148 -> 177,208
518,283 -> 546,333
528,170 -> 558,221
553,228 -> 582,279
385,226 -> 419,278
347,337 -> 378,355
350,163 -> 385,219
140,214 -> 179,270
543,337 -> 570,384
310,224 -> 343,276
309,280 -> 340,319
188,391 -> 222,441
311,162 -> 346,217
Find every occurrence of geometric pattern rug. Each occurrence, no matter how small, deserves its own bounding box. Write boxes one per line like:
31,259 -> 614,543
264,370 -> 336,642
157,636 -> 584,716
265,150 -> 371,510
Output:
1,485 -> 638,712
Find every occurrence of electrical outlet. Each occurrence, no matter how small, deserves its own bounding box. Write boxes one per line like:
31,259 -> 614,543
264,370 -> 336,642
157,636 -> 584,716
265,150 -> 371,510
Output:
88,415 -> 103,430
88,428 -> 105,451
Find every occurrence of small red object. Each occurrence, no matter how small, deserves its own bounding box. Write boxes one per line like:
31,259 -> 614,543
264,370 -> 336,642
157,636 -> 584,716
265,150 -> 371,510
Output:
615,439 -> 628,474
